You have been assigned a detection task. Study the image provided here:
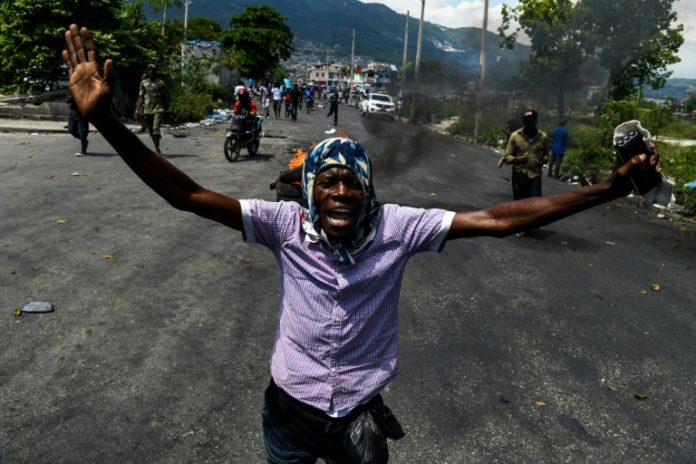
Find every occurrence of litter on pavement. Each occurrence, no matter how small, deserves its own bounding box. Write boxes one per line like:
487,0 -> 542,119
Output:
21,301 -> 54,313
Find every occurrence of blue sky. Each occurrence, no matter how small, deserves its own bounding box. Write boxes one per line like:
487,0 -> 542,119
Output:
364,0 -> 696,79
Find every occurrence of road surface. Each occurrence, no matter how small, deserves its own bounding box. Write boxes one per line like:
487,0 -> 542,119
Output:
1,103 -> 695,463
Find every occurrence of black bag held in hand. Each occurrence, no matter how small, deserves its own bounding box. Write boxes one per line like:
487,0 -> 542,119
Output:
613,121 -> 661,195
342,395 -> 405,464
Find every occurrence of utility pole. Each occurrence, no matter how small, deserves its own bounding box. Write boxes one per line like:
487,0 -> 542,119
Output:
474,0 -> 489,137
409,0 -> 425,122
161,2 -> 168,37
350,28 -> 355,86
181,0 -> 191,86
401,10 -> 409,88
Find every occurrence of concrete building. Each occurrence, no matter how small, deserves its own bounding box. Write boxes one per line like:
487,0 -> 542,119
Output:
185,40 -> 236,87
307,63 -> 344,87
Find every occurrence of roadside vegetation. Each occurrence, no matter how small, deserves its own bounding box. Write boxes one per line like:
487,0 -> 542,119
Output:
0,1 -> 291,124
426,96 -> 696,215
397,0 -> 694,215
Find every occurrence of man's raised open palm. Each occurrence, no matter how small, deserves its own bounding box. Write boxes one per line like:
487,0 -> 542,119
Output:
62,24 -> 113,120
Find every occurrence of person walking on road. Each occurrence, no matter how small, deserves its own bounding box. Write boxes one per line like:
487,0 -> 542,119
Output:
549,119 -> 569,179
500,109 -> 549,202
257,82 -> 270,118
290,84 -> 302,122
63,24 -> 662,464
327,89 -> 339,126
283,87 -> 292,119
135,73 -> 148,133
134,63 -> 167,154
271,83 -> 283,119
65,91 -> 89,156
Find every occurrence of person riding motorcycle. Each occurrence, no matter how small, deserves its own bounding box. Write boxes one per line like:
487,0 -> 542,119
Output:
233,88 -> 257,116
232,88 -> 258,136
304,86 -> 314,114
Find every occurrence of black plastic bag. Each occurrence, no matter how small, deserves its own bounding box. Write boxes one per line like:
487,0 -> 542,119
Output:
369,397 -> 405,440
342,396 -> 405,464
342,411 -> 388,464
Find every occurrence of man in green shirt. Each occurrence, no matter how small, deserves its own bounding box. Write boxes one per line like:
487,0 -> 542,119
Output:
501,109 -> 550,201
134,64 -> 167,154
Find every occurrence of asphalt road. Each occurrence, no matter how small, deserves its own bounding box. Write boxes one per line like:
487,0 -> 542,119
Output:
1,102 -> 695,463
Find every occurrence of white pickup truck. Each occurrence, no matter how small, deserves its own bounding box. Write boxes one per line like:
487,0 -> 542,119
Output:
360,93 -> 396,121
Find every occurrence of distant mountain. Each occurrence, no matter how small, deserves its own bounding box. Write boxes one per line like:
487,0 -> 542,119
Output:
152,0 -> 529,77
643,78 -> 696,100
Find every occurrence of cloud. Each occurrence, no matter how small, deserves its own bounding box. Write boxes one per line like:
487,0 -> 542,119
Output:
363,0 -> 511,31
674,0 -> 696,41
668,41 -> 696,78
657,0 -> 695,78
364,0 -> 694,77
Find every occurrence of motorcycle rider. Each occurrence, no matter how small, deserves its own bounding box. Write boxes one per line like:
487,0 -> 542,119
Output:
233,88 -> 257,116
232,88 -> 258,136
304,86 -> 314,114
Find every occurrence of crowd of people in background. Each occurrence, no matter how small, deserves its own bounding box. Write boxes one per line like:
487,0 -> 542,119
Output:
100,69 -> 572,187
229,78 -> 365,126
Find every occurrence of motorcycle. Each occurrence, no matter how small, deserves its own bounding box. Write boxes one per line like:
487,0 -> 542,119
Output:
224,113 -> 264,162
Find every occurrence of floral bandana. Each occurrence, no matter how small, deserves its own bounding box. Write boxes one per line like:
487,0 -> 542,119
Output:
302,137 -> 380,265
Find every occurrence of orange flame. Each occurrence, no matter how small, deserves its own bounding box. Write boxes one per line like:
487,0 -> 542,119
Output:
288,148 -> 307,170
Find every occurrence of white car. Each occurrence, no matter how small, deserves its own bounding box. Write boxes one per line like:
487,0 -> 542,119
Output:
360,93 -> 396,121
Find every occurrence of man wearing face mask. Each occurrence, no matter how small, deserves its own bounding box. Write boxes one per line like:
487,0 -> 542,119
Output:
62,25 -> 662,464
501,109 -> 550,202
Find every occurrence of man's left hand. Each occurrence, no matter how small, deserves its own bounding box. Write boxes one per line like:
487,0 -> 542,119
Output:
610,149 -> 662,195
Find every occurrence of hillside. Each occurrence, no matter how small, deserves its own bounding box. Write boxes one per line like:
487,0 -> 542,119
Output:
643,78 -> 696,100
152,0 -> 530,77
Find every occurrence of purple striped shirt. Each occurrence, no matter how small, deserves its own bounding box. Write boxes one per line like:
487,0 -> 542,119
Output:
240,199 -> 454,413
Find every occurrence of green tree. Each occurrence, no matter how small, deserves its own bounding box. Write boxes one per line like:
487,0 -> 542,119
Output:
187,17 -> 222,41
167,16 -> 221,42
684,96 -> 696,114
0,1 -> 168,94
580,0 -> 684,100
110,2 -> 169,70
0,0 -> 123,92
499,0 -> 585,118
220,5 -> 293,79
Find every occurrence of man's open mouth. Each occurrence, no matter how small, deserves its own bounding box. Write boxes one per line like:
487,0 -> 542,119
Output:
326,208 -> 354,227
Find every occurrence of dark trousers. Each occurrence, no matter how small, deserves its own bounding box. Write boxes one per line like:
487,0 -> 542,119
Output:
327,106 -> 338,126
262,380 -> 389,464
511,171 -> 542,201
548,154 -> 564,178
144,113 -> 162,136
68,116 -> 88,144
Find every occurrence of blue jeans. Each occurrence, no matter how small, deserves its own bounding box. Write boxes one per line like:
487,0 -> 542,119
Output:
68,116 -> 88,144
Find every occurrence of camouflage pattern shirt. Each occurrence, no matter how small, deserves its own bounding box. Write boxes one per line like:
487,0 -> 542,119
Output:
504,128 -> 550,178
138,78 -> 166,114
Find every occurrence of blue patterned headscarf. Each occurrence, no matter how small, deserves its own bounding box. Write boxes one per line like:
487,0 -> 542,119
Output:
302,137 -> 380,264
